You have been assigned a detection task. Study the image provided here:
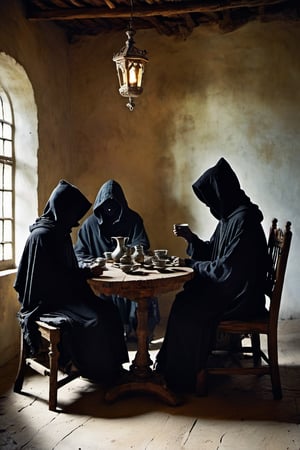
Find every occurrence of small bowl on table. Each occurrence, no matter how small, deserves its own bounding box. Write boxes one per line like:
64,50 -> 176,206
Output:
120,264 -> 132,273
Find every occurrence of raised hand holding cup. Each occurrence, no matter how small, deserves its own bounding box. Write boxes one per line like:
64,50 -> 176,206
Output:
173,223 -> 193,242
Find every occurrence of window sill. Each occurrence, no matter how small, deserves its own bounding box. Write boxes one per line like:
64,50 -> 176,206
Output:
0,268 -> 17,277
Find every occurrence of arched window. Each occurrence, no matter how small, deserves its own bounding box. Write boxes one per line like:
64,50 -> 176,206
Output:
0,53 -> 38,272
0,89 -> 14,270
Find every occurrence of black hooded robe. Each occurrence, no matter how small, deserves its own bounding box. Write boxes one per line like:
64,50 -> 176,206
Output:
74,179 -> 160,337
156,158 -> 269,392
14,180 -> 128,381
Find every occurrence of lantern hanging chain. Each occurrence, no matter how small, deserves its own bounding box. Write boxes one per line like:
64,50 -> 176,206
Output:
129,0 -> 134,30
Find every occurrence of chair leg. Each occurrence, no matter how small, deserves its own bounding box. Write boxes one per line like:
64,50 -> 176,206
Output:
196,369 -> 208,396
48,335 -> 60,411
14,332 -> 26,393
267,334 -> 282,400
251,333 -> 261,366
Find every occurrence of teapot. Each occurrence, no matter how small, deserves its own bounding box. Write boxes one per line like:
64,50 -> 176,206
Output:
111,236 -> 129,262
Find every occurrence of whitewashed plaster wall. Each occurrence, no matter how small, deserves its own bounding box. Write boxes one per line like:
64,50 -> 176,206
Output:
70,22 -> 300,320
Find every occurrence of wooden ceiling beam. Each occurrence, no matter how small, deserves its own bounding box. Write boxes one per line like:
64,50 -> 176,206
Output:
26,0 -> 288,21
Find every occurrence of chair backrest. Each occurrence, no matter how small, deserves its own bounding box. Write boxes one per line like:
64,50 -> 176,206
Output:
266,218 -> 292,327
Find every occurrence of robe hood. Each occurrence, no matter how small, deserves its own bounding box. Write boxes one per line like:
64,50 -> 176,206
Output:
93,179 -> 129,225
33,179 -> 92,232
192,157 -> 263,221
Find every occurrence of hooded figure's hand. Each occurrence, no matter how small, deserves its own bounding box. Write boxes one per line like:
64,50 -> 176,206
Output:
173,257 -> 187,267
89,262 -> 104,277
173,224 -> 193,243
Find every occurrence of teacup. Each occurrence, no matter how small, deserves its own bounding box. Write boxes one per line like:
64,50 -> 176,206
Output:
95,257 -> 107,268
103,252 -> 113,262
174,223 -> 189,231
153,258 -> 166,269
154,249 -> 168,259
143,255 -> 153,266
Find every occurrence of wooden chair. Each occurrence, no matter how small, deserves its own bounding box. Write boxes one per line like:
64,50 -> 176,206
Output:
196,218 -> 292,400
14,321 -> 80,411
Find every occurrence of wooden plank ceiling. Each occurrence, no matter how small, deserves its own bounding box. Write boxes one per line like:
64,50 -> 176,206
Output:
24,0 -> 299,40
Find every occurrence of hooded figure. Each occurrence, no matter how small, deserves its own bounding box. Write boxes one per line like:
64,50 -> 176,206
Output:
14,180 -> 128,381
74,179 -> 160,338
155,158 -> 269,392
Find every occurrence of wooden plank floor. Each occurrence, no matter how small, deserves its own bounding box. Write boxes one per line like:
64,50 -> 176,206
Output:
0,319 -> 299,449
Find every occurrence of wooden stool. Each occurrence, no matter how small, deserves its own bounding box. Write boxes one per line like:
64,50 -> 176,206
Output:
14,321 -> 80,411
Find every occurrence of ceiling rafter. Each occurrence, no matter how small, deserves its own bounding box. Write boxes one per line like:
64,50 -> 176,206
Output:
24,0 -> 300,38
26,0 -> 291,21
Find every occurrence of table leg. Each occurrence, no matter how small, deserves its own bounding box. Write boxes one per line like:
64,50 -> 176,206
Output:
104,297 -> 181,406
130,297 -> 153,377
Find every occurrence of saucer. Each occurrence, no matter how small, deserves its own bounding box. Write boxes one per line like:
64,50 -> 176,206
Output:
153,266 -> 170,272
120,264 -> 140,273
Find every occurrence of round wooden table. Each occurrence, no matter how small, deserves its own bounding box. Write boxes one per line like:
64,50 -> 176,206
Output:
88,263 -> 194,405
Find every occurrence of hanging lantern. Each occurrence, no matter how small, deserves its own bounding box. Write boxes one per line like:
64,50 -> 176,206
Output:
113,25 -> 148,111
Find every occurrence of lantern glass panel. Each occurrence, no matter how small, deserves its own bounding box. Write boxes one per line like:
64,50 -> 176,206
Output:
128,62 -> 137,86
137,64 -> 144,88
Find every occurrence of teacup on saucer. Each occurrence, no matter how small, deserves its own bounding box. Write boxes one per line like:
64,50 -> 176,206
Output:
120,264 -> 139,273
153,258 -> 166,269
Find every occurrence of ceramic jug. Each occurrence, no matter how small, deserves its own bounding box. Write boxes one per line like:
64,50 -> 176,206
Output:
111,236 -> 129,262
132,244 -> 145,264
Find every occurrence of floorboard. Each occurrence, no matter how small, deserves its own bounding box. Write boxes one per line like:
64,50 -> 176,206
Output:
0,319 -> 299,449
